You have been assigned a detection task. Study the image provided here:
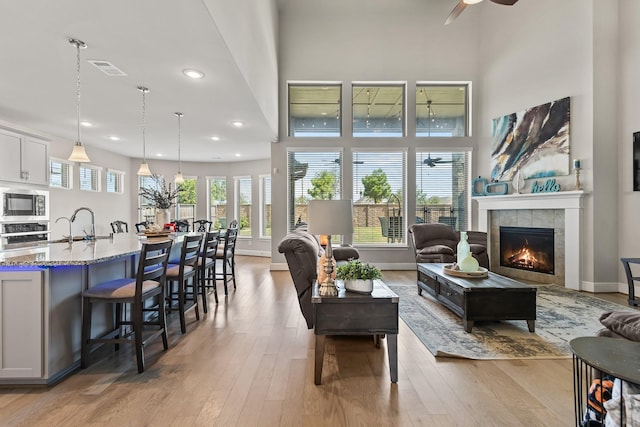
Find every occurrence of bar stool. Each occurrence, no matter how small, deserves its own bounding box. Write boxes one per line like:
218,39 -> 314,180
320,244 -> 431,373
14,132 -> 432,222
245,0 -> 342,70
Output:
197,231 -> 220,312
135,221 -> 150,233
215,227 -> 238,295
110,220 -> 128,233
80,239 -> 172,373
166,234 -> 203,333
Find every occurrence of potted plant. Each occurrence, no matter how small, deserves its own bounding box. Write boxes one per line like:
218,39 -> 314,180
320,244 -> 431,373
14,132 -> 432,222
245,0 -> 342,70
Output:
139,174 -> 181,227
335,259 -> 382,294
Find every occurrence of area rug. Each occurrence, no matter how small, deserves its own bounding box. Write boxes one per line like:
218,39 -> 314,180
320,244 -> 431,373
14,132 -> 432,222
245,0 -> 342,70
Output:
387,283 -> 635,360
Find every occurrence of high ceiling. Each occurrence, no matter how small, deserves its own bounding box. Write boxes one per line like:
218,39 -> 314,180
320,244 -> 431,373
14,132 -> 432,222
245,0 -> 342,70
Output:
0,1 -> 277,163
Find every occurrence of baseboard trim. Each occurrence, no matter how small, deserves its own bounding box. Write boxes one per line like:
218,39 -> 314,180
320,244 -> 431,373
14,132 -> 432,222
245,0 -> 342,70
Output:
581,280 -> 621,293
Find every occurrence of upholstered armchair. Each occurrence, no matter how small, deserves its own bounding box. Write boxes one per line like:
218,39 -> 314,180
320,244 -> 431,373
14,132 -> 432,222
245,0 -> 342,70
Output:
277,226 -> 359,329
408,223 -> 489,269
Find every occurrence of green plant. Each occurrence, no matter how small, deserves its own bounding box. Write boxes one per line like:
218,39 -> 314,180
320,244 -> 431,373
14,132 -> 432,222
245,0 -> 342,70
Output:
335,260 -> 382,281
139,174 -> 180,209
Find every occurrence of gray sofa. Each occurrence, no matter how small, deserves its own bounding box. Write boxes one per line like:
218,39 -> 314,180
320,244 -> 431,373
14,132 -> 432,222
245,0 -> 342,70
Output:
277,227 -> 359,329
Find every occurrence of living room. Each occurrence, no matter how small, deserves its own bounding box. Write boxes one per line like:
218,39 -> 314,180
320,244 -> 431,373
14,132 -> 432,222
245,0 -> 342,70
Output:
0,0 -> 638,425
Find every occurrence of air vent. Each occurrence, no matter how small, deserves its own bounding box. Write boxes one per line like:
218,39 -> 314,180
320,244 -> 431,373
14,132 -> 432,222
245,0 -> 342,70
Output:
88,60 -> 127,76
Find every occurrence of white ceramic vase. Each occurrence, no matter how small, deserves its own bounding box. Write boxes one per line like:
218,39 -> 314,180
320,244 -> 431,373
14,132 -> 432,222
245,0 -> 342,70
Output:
344,279 -> 373,294
155,209 -> 171,227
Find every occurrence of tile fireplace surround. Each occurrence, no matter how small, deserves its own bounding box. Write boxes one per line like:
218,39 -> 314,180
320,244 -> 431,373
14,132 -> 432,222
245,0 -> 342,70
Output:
474,191 -> 585,290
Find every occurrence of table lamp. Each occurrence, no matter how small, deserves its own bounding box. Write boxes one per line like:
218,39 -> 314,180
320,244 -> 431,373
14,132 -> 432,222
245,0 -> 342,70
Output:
308,199 -> 354,296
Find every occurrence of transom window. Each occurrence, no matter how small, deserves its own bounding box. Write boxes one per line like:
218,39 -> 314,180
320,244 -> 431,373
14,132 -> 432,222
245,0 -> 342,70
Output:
288,83 -> 341,137
352,84 -> 405,137
50,158 -> 72,189
106,169 -> 124,194
79,165 -> 101,192
416,83 -> 469,137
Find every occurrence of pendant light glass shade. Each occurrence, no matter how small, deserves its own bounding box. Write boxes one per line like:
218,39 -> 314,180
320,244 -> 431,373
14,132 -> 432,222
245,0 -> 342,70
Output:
137,86 -> 152,176
174,112 -> 184,184
67,38 -> 91,163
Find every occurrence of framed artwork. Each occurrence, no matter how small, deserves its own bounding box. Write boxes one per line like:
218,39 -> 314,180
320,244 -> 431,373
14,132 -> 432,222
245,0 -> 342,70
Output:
490,96 -> 570,181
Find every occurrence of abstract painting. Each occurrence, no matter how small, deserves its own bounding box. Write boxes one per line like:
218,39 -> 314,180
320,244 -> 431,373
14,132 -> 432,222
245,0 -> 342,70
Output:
490,97 -> 570,181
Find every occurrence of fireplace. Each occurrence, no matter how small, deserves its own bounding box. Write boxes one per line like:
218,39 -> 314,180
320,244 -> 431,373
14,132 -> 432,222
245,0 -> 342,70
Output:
499,226 -> 554,274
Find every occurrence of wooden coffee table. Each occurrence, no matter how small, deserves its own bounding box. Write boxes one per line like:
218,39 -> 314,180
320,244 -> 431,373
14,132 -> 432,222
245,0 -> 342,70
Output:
417,263 -> 536,333
311,279 -> 399,384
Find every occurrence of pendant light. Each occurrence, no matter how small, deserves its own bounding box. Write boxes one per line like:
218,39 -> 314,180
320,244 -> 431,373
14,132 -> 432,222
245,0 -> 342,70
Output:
136,86 -> 152,176
67,38 -> 91,163
174,112 -> 184,184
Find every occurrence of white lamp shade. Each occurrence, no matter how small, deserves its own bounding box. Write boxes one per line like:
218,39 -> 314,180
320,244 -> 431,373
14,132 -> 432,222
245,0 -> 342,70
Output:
174,172 -> 185,184
68,143 -> 91,163
307,199 -> 354,236
137,162 -> 152,176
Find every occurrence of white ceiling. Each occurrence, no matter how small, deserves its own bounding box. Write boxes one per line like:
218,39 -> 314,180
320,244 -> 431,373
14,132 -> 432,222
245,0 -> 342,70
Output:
0,0 -> 277,163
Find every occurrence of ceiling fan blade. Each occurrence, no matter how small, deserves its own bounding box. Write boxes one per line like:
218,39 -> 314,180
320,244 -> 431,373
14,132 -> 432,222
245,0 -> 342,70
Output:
444,1 -> 467,25
489,0 -> 518,5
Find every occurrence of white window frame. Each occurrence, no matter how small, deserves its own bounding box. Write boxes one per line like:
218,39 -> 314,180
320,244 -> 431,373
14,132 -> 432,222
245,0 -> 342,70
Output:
234,176 -> 252,238
259,174 -> 271,239
49,157 -> 73,189
79,164 -> 102,192
106,168 -> 125,194
207,176 -> 228,229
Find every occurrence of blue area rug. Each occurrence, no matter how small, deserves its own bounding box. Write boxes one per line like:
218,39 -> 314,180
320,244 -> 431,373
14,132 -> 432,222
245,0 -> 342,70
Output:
387,282 -> 634,359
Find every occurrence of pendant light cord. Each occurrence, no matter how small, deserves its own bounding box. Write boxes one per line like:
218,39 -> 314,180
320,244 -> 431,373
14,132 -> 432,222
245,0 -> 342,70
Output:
138,86 -> 149,162
176,112 -> 182,172
76,41 -> 81,144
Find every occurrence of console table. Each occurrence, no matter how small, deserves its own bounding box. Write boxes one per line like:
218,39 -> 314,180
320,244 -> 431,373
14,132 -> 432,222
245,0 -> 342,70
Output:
416,263 -> 536,333
311,279 -> 398,385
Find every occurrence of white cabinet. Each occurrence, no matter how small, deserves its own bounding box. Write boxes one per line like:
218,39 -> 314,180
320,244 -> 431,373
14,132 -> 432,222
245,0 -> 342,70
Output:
0,129 -> 49,185
0,270 -> 44,378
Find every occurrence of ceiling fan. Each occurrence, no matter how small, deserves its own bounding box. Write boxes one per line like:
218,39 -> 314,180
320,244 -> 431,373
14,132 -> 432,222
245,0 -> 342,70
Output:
423,154 -> 453,167
445,0 -> 519,25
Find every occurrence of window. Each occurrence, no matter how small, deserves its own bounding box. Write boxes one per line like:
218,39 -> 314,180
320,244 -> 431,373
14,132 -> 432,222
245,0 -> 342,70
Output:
106,169 -> 125,194
139,175 -> 157,222
352,83 -> 405,137
288,83 -> 341,137
79,165 -> 101,192
208,177 -> 227,229
260,174 -> 271,238
235,177 -> 252,237
352,151 -> 406,245
49,158 -> 72,189
416,151 -> 470,231
176,177 -> 197,224
416,83 -> 469,137
287,150 -> 342,231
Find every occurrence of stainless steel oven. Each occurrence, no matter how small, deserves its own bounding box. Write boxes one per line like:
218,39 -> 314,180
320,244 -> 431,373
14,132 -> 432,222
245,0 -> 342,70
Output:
0,187 -> 49,221
1,222 -> 50,245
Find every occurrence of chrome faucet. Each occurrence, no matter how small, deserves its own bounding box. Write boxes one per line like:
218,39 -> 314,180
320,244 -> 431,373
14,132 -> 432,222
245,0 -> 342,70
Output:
55,216 -> 73,243
70,207 -> 95,240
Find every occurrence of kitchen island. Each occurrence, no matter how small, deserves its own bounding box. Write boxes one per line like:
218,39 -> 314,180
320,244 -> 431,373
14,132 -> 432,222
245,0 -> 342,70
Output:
0,234 -> 182,385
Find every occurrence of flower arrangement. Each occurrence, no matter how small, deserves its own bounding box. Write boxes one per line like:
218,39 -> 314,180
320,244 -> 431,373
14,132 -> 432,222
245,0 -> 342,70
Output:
139,174 -> 180,209
335,260 -> 382,281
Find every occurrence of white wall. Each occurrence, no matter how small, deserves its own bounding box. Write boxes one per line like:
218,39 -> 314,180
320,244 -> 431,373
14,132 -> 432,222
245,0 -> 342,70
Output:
272,0 -> 480,268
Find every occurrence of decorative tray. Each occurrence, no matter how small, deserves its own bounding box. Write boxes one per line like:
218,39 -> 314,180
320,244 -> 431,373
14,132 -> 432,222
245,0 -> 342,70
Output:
442,264 -> 489,278
142,231 -> 173,237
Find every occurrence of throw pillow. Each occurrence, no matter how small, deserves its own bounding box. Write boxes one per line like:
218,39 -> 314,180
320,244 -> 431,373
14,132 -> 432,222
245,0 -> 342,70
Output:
599,311 -> 640,342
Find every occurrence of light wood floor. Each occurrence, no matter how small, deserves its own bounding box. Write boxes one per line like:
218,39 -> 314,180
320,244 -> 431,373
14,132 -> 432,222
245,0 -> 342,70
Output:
0,257 -> 631,426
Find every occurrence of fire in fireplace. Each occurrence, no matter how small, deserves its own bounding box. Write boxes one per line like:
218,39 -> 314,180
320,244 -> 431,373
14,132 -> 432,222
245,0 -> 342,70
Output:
499,226 -> 554,274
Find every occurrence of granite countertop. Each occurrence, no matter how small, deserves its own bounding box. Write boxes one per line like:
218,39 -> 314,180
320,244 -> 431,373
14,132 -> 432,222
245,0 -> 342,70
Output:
0,234 -> 184,267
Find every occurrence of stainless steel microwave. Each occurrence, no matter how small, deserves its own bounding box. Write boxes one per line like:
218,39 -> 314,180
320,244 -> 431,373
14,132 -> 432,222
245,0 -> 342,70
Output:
0,187 -> 49,221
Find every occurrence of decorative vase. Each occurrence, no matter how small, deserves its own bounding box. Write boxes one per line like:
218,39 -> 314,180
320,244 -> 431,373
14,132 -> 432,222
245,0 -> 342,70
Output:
456,231 -> 470,265
459,254 -> 480,272
343,279 -> 373,294
155,209 -> 171,228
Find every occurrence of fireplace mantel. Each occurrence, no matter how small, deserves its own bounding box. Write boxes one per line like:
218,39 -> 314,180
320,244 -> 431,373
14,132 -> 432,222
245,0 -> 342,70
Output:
474,190 -> 586,290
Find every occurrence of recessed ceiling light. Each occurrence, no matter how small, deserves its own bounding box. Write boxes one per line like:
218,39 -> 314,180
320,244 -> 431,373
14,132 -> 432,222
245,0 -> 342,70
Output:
235,153 -> 241,157
232,121 -> 244,127
211,136 -> 220,141
156,153 -> 163,157
183,69 -> 204,79
80,121 -> 93,127
108,135 -> 120,141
